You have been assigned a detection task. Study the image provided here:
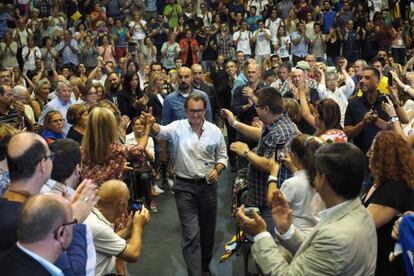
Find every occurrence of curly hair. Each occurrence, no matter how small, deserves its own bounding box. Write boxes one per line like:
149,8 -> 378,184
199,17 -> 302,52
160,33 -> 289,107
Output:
370,131 -> 414,189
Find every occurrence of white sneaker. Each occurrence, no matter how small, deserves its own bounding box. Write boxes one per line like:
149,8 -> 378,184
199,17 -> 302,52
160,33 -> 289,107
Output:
168,178 -> 174,189
154,184 -> 165,194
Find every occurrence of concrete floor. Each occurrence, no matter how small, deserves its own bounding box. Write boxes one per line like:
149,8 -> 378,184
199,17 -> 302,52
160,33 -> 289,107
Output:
127,170 -> 246,276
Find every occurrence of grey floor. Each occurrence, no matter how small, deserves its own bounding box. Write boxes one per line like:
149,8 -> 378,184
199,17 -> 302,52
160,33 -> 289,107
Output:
127,170 -> 246,276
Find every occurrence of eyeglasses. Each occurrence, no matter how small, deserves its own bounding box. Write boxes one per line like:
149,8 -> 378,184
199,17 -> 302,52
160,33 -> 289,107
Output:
255,105 -> 267,109
43,152 -> 55,162
187,109 -> 205,115
53,218 -> 78,237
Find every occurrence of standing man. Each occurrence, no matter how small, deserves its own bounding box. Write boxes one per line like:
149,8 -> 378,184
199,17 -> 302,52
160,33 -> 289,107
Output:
344,66 -> 390,153
162,66 -> 212,125
252,20 -> 272,68
55,30 -> 80,69
191,64 -> 217,123
150,92 -> 228,276
233,22 -> 252,59
291,22 -> 310,65
223,87 -> 297,234
0,194 -> 75,275
39,80 -> 75,136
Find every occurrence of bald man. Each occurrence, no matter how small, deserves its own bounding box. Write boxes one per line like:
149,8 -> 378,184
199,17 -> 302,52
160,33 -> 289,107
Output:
162,66 -> 213,125
0,132 -> 53,252
84,180 -> 150,276
231,62 -> 266,165
191,64 -> 217,122
0,194 -> 74,275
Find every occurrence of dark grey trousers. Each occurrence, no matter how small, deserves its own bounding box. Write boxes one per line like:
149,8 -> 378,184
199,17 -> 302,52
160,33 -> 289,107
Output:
173,178 -> 218,276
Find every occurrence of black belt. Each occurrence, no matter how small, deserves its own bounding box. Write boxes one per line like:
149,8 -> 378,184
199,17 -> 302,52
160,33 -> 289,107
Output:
176,176 -> 207,185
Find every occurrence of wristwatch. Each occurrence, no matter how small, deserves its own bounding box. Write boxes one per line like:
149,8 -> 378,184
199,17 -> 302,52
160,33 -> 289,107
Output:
389,116 -> 399,124
243,150 -> 250,159
268,175 -> 278,183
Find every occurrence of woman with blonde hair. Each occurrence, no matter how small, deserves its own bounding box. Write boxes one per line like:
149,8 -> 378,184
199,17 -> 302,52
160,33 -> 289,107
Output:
81,107 -> 152,185
31,78 -> 50,120
41,110 -> 65,144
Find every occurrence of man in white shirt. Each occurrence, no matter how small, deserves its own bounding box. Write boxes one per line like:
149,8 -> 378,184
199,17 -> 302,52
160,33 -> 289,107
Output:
265,7 -> 283,39
84,180 -> 150,276
252,20 -> 272,68
237,142 -> 377,276
0,193 -> 75,276
317,58 -> 355,125
233,22 -> 252,58
149,92 -> 228,276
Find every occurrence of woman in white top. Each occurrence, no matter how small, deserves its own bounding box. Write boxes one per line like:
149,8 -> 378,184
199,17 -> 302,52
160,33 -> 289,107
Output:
22,36 -> 41,72
267,134 -> 325,236
273,25 -> 291,62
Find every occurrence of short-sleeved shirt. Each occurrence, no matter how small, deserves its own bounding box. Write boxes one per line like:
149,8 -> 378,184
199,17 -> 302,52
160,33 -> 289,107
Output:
344,92 -> 389,153
363,180 -> 414,276
84,208 -> 127,276
247,114 -> 297,207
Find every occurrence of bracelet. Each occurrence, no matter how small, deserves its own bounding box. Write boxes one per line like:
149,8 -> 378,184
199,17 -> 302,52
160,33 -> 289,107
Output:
243,150 -> 250,159
404,85 -> 411,92
232,120 -> 240,128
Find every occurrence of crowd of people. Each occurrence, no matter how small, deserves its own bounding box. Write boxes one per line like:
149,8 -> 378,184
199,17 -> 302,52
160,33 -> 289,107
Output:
0,0 -> 414,275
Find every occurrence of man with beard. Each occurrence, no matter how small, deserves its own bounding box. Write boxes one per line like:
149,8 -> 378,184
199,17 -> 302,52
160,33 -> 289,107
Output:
344,66 -> 390,154
105,72 -> 122,104
162,66 -> 212,125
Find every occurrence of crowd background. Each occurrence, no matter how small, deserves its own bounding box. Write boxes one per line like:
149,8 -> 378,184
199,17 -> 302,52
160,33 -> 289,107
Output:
1,0 -> 414,275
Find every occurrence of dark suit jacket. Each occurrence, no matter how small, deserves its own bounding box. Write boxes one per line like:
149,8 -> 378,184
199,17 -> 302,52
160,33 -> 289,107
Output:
0,245 -> 52,275
147,93 -> 164,124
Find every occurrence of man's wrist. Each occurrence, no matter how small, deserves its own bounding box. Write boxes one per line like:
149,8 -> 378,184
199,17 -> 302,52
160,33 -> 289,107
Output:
231,120 -> 240,128
243,150 -> 251,159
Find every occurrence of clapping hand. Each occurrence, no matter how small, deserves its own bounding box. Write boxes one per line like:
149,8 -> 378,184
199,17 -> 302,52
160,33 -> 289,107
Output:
270,190 -> 292,234
71,179 -> 99,223
220,108 -> 237,126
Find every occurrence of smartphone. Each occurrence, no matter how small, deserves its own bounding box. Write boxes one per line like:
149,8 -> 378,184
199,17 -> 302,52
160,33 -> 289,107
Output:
387,72 -> 393,87
131,200 -> 143,212
276,149 -> 285,162
128,42 -> 137,53
244,207 -> 260,215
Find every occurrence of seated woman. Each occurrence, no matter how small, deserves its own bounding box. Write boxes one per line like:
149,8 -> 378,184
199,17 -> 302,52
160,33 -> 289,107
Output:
125,117 -> 158,212
66,104 -> 88,145
267,134 -> 325,236
79,82 -> 100,109
41,110 -> 64,144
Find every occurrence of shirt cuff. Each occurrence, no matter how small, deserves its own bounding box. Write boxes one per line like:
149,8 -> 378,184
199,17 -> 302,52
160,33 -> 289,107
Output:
253,231 -> 272,242
275,224 -> 295,240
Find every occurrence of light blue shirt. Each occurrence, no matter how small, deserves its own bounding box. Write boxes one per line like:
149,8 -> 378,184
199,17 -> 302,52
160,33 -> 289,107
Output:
55,39 -> 80,66
231,72 -> 247,96
156,119 -> 228,179
162,89 -> 212,125
39,97 -> 76,137
291,31 -> 309,58
17,242 -> 64,276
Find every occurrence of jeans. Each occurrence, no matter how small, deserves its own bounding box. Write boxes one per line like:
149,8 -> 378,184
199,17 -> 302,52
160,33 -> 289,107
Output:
173,178 -> 218,276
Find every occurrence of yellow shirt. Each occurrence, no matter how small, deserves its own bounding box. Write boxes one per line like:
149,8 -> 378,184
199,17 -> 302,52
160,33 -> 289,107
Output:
357,76 -> 390,97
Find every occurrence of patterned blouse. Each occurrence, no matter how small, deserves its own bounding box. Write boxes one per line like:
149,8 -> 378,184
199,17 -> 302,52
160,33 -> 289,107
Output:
0,169 -> 10,197
81,142 -> 144,185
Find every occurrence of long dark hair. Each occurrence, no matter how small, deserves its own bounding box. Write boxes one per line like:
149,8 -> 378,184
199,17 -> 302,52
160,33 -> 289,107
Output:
123,71 -> 142,97
314,99 -> 342,136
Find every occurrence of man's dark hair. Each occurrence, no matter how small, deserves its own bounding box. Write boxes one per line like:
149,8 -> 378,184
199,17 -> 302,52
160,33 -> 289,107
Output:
49,139 -> 81,183
17,195 -> 66,243
184,92 -> 207,110
371,56 -> 385,68
363,66 -> 381,81
257,87 -> 283,114
7,140 -> 48,181
0,84 -> 5,95
315,143 -> 366,199
279,62 -> 292,72
150,62 -> 163,72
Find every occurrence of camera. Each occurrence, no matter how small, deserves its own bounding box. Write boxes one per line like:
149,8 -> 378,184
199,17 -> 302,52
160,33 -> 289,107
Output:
131,199 -> 143,212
